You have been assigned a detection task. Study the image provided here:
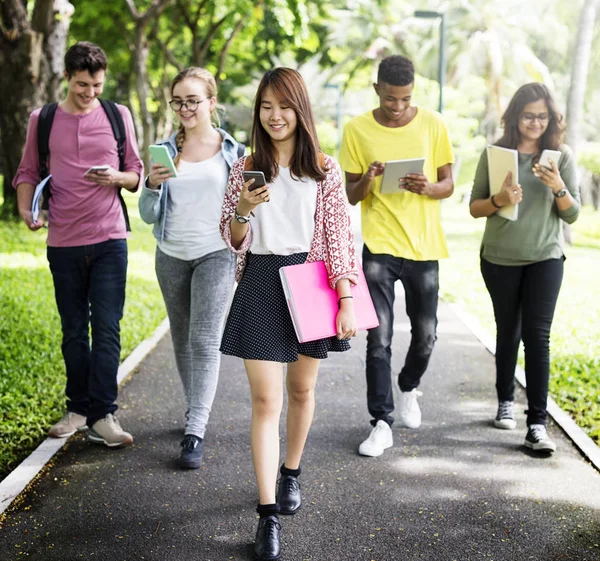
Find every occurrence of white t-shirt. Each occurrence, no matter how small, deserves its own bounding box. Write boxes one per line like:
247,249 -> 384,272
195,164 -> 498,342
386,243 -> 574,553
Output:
251,166 -> 318,255
159,152 -> 229,260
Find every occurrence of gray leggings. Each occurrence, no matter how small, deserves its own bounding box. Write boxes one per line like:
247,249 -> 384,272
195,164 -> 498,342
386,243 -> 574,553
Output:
155,246 -> 235,438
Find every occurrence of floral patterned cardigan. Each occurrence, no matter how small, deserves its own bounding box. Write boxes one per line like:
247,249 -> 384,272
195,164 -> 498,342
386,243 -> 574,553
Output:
219,154 -> 358,289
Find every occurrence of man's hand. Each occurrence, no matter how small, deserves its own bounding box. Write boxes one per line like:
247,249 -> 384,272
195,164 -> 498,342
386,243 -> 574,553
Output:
401,173 -> 434,197
19,208 -> 46,231
85,166 -> 123,187
365,161 -> 385,182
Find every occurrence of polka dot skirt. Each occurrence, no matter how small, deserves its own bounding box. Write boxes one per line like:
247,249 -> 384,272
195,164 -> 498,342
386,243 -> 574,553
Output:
220,252 -> 351,362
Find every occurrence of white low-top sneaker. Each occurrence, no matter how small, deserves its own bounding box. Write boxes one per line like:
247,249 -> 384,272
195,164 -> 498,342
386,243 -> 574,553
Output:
48,412 -> 88,438
358,420 -> 393,457
397,389 -> 422,429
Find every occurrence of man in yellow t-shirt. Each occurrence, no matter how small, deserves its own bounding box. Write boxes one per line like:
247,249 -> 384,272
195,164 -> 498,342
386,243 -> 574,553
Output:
339,55 -> 454,457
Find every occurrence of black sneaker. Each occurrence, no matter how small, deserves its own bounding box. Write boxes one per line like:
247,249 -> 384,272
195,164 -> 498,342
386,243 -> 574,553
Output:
277,474 -> 301,515
176,435 -> 204,469
494,400 -> 517,430
524,424 -> 556,453
254,515 -> 281,561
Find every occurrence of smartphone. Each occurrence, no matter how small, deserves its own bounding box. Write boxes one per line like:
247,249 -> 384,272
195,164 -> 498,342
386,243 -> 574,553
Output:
85,165 -> 110,175
539,149 -> 561,170
243,171 -> 267,191
149,144 -> 178,177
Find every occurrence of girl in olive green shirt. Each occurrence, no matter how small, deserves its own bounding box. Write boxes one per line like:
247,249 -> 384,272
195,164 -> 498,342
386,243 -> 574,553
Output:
470,83 -> 580,455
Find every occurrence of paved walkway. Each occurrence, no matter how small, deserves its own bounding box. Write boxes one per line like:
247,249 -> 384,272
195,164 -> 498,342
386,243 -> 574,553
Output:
1,300 -> 599,561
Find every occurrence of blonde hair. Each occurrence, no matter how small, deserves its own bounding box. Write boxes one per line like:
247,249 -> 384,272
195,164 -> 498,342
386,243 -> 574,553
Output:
170,67 -> 222,166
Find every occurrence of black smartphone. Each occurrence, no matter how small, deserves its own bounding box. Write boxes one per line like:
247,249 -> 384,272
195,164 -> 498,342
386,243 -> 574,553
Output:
243,171 -> 267,191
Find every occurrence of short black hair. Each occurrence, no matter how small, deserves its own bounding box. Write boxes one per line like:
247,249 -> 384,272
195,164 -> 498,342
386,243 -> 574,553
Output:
64,42 -> 108,78
377,55 -> 414,87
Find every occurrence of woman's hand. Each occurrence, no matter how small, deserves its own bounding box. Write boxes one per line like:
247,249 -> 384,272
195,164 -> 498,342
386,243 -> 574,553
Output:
533,159 -> 565,194
236,178 -> 271,216
335,299 -> 357,340
148,163 -> 173,189
495,171 -> 522,206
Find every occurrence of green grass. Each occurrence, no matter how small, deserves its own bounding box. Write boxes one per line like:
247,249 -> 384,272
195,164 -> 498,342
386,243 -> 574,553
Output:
0,193 -> 166,478
440,201 -> 600,442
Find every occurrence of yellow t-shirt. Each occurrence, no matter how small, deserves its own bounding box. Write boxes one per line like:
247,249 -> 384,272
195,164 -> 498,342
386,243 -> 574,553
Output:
339,108 -> 454,260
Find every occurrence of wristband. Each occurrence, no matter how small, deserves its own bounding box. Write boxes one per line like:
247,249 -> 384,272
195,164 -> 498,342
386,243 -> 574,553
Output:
490,194 -> 502,209
338,295 -> 353,309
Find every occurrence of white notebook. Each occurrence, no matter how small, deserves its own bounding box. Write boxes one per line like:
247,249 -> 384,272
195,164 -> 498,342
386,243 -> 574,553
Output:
486,145 -> 518,221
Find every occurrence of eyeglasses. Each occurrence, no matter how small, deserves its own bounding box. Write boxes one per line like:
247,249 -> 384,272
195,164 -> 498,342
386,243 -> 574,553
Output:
168,98 -> 209,112
520,112 -> 550,123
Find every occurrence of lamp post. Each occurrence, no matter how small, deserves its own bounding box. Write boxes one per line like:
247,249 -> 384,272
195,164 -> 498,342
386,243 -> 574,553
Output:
414,10 -> 446,114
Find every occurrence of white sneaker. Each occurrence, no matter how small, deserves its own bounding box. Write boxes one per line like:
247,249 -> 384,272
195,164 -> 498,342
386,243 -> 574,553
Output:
397,389 -> 422,428
48,412 -> 88,438
358,420 -> 393,457
494,401 -> 517,430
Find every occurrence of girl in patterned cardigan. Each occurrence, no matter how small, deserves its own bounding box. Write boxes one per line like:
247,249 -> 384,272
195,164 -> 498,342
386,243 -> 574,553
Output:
219,67 -> 357,561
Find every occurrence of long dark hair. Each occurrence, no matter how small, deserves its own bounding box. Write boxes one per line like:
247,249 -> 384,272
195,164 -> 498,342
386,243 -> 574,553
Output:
495,83 -> 565,152
251,67 -> 326,183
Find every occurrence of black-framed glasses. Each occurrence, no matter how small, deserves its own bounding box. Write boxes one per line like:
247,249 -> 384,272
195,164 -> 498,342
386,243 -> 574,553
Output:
168,98 -> 209,112
520,112 -> 550,123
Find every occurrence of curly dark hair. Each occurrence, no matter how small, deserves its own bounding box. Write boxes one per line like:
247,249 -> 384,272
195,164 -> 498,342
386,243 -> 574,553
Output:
496,83 -> 565,152
64,42 -> 108,78
377,55 -> 414,87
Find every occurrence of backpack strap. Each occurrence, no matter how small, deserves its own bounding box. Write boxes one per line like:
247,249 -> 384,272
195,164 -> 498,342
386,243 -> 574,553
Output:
98,99 -> 126,172
37,103 -> 58,210
98,99 -> 131,232
236,142 -> 246,159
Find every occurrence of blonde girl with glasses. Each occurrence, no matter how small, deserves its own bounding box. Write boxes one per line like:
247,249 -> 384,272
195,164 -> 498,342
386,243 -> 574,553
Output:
139,67 -> 244,469
469,83 -> 581,455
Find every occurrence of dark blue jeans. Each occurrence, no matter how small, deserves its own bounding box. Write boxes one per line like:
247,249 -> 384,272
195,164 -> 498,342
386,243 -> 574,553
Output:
363,245 -> 439,427
47,239 -> 127,426
481,257 -> 564,426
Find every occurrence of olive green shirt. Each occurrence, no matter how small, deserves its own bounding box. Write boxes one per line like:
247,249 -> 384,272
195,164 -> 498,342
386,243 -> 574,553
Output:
470,144 -> 580,266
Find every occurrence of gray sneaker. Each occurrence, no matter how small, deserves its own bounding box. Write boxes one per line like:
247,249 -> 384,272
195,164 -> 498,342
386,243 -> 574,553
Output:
48,412 -> 88,438
88,414 -> 133,447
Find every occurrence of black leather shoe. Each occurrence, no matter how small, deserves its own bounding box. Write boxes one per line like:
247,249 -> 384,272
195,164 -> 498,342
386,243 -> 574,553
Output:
254,515 -> 281,560
176,435 -> 203,469
277,474 -> 301,515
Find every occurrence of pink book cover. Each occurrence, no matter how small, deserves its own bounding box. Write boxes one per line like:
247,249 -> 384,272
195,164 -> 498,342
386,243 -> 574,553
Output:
279,260 -> 379,343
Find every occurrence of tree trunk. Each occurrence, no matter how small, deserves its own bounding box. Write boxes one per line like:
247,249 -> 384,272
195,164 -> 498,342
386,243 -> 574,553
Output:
566,0 -> 598,158
0,0 -> 73,219
132,24 -> 153,169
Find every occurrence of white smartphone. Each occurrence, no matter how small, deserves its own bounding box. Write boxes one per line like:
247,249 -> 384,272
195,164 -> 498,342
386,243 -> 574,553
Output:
149,145 -> 178,177
539,149 -> 561,170
85,165 -> 110,175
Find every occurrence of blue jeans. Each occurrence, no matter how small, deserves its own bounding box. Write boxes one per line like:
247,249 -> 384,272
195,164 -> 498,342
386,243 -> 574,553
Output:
481,257 -> 564,426
47,239 -> 128,426
363,245 -> 439,427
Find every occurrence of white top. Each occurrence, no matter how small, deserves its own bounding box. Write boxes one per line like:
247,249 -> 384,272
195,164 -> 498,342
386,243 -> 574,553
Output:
160,152 -> 229,260
251,166 -> 318,255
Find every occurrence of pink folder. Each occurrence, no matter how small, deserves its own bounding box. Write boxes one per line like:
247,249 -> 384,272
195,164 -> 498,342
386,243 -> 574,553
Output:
279,260 -> 379,343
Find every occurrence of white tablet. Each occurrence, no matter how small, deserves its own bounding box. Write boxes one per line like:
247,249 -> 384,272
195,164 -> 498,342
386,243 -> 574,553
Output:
380,158 -> 425,195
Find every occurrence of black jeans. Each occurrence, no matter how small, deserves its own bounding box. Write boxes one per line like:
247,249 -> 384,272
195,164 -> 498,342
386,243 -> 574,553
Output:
363,245 -> 439,427
47,239 -> 128,426
480,257 -> 564,426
